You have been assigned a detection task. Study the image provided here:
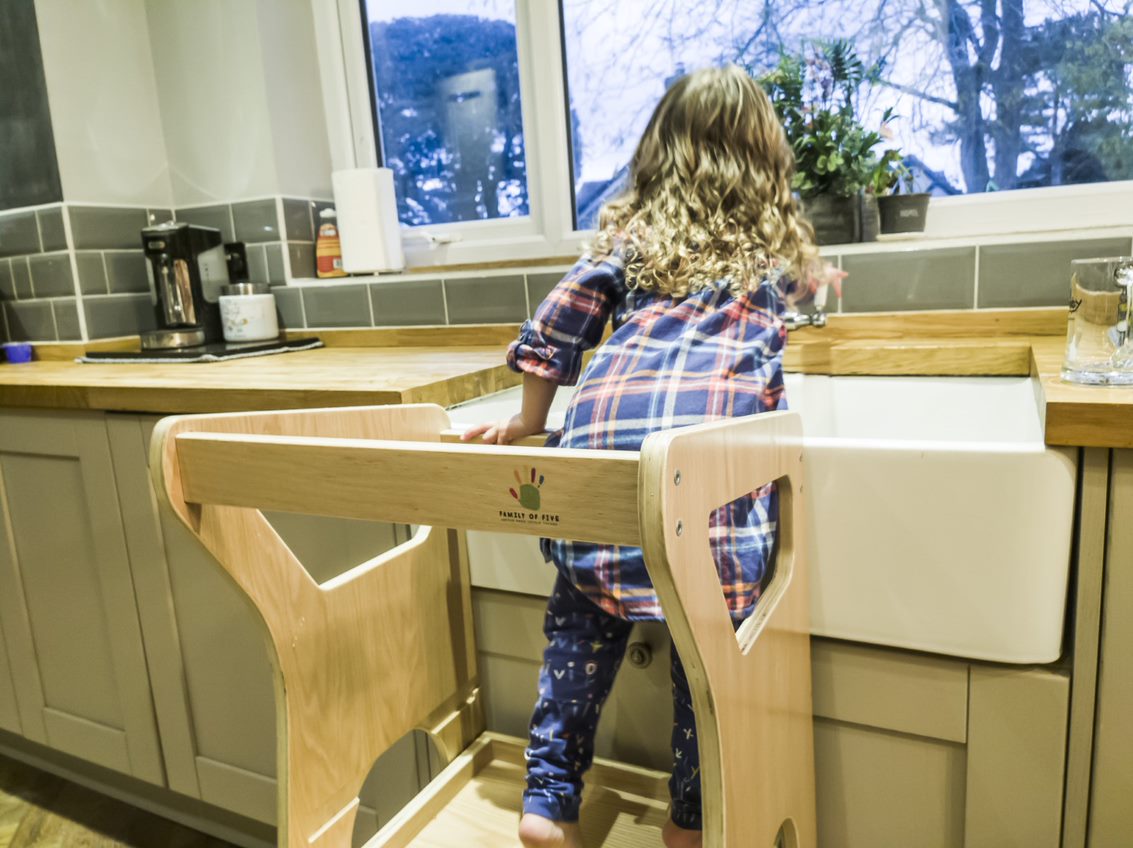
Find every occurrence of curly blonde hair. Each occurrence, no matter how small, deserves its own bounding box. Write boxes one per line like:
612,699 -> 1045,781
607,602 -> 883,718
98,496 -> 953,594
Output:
591,64 -> 818,297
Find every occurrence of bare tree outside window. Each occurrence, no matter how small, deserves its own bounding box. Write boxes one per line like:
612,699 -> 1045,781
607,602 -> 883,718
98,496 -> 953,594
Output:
362,0 -> 529,227
561,0 -> 1133,228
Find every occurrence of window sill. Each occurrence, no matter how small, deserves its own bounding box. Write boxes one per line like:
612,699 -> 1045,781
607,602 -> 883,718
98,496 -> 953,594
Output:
829,224 -> 1133,257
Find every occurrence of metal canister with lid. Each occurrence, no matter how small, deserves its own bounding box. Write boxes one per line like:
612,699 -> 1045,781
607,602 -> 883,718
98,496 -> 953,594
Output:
218,282 -> 280,343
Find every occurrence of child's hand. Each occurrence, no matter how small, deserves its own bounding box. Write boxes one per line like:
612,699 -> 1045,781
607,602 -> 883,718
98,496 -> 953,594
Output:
461,413 -> 546,445
807,261 -> 847,300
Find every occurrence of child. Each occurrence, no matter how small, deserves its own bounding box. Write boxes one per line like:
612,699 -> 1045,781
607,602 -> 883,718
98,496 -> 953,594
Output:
463,64 -> 830,848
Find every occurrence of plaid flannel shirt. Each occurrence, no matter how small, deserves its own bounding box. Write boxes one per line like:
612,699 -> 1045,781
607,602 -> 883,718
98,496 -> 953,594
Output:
507,250 -> 787,621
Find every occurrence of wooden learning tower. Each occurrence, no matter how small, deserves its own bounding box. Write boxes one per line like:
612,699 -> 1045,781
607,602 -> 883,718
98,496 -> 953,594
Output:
152,402 -> 816,847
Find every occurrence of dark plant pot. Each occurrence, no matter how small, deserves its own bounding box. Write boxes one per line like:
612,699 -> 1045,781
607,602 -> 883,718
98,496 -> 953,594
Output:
878,193 -> 931,234
860,194 -> 880,243
803,193 -> 878,245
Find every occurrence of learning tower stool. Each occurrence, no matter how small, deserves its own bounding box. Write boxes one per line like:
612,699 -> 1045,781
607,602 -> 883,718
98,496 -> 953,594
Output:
152,403 -> 816,847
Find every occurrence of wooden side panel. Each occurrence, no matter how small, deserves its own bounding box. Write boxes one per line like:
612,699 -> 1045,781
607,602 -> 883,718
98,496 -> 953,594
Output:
638,411 -> 815,848
1088,449 -> 1133,845
152,405 -> 484,847
965,667 -> 1069,848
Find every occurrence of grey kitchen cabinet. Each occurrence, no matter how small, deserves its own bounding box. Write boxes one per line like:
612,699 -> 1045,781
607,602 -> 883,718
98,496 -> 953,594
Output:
0,410 -> 162,783
473,586 -> 1070,848
0,605 -> 22,734
0,405 -> 1087,848
107,414 -> 429,844
1088,449 -> 1133,846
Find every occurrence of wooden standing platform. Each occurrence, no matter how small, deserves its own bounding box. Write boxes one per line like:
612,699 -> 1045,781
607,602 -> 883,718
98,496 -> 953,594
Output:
151,404 -> 815,848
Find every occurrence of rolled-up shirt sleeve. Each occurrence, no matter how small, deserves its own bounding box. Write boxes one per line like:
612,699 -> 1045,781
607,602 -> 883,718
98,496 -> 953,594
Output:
507,254 -> 625,386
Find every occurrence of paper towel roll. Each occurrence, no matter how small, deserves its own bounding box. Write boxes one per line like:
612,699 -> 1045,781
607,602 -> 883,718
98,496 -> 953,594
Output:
331,168 -> 405,273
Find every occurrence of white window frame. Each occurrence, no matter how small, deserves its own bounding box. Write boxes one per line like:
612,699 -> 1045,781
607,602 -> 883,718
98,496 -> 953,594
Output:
313,0 -> 588,267
313,0 -> 1133,271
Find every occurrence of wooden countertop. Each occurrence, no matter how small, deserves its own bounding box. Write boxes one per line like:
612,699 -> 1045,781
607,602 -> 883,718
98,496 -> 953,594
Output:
0,346 -> 520,414
0,310 -> 1129,447
784,310 -> 1133,449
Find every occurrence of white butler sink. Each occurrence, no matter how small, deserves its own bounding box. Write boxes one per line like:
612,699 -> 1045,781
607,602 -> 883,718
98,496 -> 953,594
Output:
786,374 -> 1075,664
448,373 -> 1077,664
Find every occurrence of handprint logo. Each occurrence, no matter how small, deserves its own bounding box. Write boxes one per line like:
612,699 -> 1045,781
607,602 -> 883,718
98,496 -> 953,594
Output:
509,467 -> 544,511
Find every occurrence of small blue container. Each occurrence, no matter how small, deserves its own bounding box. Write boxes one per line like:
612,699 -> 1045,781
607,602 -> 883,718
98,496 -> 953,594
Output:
2,342 -> 33,364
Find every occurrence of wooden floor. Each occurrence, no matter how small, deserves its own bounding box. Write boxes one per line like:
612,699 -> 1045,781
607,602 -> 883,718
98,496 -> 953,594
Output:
0,756 -> 234,848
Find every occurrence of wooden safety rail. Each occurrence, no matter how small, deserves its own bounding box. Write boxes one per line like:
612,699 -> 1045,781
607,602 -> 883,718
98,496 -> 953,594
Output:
150,403 -> 815,848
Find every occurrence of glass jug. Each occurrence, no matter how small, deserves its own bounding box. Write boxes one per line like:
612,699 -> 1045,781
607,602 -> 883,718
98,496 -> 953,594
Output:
1062,257 -> 1133,385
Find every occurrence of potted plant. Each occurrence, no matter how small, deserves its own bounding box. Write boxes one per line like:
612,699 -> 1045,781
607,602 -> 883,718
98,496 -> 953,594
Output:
872,158 -> 932,235
757,41 -> 901,245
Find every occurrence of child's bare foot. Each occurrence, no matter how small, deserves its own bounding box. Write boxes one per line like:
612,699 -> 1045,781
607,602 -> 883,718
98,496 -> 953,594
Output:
662,818 -> 702,848
519,813 -> 582,848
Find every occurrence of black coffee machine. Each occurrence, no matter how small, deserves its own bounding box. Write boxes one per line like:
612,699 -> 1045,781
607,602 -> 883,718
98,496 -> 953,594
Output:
140,222 -> 230,350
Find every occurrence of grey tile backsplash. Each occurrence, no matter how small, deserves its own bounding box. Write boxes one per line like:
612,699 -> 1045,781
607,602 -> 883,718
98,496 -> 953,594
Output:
83,294 -> 156,339
282,198 -> 315,242
0,194 -> 1127,343
978,238 -> 1132,308
5,300 -> 55,341
0,259 -> 13,300
842,247 -> 976,312
444,275 -> 528,324
68,205 -> 149,250
232,199 -> 281,243
0,211 -> 41,257
525,271 -> 563,316
286,242 -> 313,281
266,243 -> 287,285
370,279 -> 446,326
37,206 -> 67,251
301,284 -> 371,327
28,251 -> 74,297
273,286 -> 304,329
10,257 -> 31,299
246,245 -> 268,287
75,252 -> 108,294
53,299 -> 81,341
175,204 -> 234,242
104,251 -> 150,294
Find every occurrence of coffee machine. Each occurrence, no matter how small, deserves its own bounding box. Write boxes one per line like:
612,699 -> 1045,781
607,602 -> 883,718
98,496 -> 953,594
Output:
140,222 -> 230,350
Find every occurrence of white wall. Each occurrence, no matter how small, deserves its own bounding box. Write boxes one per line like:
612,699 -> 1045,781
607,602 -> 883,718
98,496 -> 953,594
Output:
34,0 -> 173,207
256,0 -> 334,199
146,0 -> 279,206
146,0 -> 333,206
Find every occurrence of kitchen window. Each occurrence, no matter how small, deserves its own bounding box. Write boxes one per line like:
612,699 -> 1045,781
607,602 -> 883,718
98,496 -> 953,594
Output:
359,0 -> 531,227
318,0 -> 1133,268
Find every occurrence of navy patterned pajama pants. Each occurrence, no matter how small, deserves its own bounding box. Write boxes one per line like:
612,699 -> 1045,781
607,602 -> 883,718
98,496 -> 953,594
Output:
522,574 -> 704,830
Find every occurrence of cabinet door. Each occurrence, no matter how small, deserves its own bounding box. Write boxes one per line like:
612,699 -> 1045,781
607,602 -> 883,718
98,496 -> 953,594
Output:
1089,450 -> 1133,845
0,411 -> 162,783
0,613 -> 21,734
119,416 -> 426,833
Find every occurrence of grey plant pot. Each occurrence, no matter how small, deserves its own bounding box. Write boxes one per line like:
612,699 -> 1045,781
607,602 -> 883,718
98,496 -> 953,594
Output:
878,193 -> 931,234
803,193 -> 879,245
